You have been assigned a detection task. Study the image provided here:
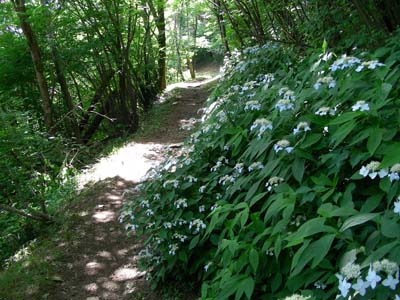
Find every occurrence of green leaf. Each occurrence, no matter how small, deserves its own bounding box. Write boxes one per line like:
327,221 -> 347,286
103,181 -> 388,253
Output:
367,128 -> 383,155
249,192 -> 267,208
329,112 -> 360,125
292,158 -> 305,183
311,234 -> 336,268
340,213 -> 378,232
380,142 -> 400,168
286,217 -> 336,247
242,277 -> 255,299
300,133 -> 322,149
381,214 -> 400,238
249,248 -> 259,274
331,120 -> 357,147
189,235 -> 200,250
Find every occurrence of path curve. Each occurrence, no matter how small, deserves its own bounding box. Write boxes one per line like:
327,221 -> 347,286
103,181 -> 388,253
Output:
47,77 -> 217,300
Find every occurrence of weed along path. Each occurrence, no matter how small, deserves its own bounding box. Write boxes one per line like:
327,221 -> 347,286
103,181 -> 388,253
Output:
46,77 -> 218,300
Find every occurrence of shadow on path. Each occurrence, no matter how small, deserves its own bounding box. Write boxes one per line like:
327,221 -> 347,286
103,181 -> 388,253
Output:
46,77 -> 217,300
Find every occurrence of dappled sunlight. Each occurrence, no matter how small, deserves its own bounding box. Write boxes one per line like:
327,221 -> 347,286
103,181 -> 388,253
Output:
92,210 -> 115,223
78,142 -> 166,187
111,266 -> 144,281
165,74 -> 221,92
85,261 -> 106,276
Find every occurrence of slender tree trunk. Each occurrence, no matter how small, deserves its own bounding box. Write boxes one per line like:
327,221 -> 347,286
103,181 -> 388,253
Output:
12,0 -> 53,130
156,0 -> 167,90
173,13 -> 185,81
214,0 -> 231,55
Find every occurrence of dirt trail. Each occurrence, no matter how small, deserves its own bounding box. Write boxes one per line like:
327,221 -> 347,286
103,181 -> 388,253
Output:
47,77 -> 217,300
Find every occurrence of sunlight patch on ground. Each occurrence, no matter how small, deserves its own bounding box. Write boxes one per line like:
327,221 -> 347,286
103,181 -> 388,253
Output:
111,266 -> 144,281
78,142 -> 166,187
92,210 -> 115,223
165,74 -> 221,92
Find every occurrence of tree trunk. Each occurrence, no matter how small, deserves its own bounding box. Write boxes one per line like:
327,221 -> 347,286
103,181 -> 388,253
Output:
12,0 -> 53,131
214,0 -> 231,55
157,0 -> 167,90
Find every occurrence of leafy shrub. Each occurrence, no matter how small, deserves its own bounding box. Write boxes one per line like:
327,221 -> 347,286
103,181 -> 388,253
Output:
0,108 -> 76,264
122,32 -> 400,299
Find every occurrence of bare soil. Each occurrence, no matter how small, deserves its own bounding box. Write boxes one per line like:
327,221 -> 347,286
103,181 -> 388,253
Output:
45,78 -> 217,300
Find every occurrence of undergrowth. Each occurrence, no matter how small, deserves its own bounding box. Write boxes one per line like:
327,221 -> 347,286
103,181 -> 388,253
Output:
122,32 -> 400,300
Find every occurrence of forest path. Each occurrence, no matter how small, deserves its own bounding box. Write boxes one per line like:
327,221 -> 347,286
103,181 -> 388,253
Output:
47,76 -> 218,300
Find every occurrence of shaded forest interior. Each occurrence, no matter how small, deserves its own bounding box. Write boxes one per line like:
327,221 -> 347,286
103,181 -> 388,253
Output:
1,0 -> 400,283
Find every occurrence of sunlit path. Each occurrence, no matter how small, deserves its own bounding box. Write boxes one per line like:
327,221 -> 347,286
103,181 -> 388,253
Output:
45,77 -> 216,300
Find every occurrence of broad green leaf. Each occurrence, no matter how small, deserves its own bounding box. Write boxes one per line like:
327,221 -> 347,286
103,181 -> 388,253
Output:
249,192 -> 267,208
300,133 -> 322,149
286,217 -> 336,247
381,214 -> 400,238
249,248 -> 259,273
311,234 -> 336,268
329,112 -> 360,125
242,277 -> 255,299
318,203 -> 357,218
367,128 -> 383,155
189,235 -> 200,250
292,158 -> 305,183
380,143 -> 400,168
340,213 -> 378,232
331,120 -> 357,147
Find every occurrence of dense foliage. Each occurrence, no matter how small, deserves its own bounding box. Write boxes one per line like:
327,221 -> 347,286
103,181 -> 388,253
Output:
122,31 -> 400,299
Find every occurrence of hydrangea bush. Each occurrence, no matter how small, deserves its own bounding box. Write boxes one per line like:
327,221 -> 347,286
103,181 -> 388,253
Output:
121,33 -> 400,300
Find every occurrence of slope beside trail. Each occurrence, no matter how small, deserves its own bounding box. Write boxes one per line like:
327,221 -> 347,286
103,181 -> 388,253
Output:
46,77 -> 218,300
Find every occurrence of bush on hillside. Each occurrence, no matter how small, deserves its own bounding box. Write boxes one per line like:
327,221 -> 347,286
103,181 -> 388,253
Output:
122,32 -> 400,300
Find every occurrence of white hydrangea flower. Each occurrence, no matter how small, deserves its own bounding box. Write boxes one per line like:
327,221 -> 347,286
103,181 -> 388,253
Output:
163,222 -> 173,229
274,139 -> 294,153
352,100 -> 370,112
199,185 -> 207,193
330,55 -> 361,72
283,90 -> 296,100
366,264 -> 382,289
168,243 -> 179,256
185,175 -> 198,183
189,219 -> 206,234
266,176 -> 284,191
145,209 -> 154,216
234,163 -> 244,174
163,180 -> 179,188
341,263 -> 361,279
314,76 -> 336,90
244,100 -> 262,111
275,99 -> 295,112
382,272 -> 399,290
380,259 -> 399,275
394,200 -> 400,215
204,262 -> 213,272
336,274 -> 352,298
250,118 -> 273,139
248,161 -> 264,171
173,233 -> 188,243
389,164 -> 400,182
356,60 -> 385,72
314,282 -> 327,290
174,198 -> 188,209
293,122 -> 311,135
282,294 -> 311,300
140,200 -> 150,208
352,278 -> 370,296
278,87 -> 295,100
199,205 -> 206,213
359,161 -> 388,179
315,106 -> 336,116
219,174 -> 236,185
